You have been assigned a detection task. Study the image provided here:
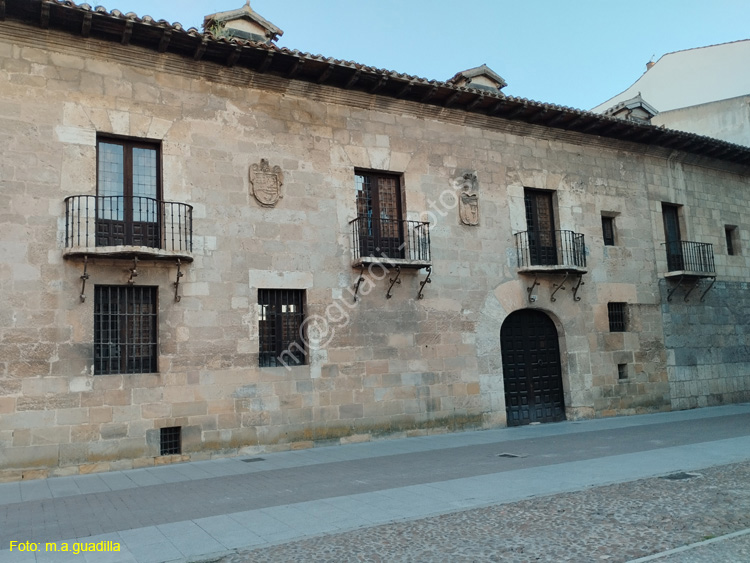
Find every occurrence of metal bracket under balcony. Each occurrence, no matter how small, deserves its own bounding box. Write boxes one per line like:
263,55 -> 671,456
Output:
350,216 -> 432,300
663,240 -> 716,302
63,195 -> 194,263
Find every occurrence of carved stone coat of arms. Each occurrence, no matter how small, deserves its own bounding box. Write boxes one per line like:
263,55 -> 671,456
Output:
250,159 -> 283,207
456,171 -> 479,226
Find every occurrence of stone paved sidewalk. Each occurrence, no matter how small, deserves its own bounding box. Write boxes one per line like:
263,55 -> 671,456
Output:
220,461 -> 750,563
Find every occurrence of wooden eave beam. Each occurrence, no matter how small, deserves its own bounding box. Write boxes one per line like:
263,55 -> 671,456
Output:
370,75 -> 388,93
465,93 -> 484,111
121,20 -> 133,45
40,1 -> 50,29
421,85 -> 438,103
344,69 -> 361,89
0,0 -> 5,22
81,12 -> 92,37
528,109 -> 550,124
444,90 -> 462,107
226,45 -> 242,67
396,81 -> 412,98
257,50 -> 274,73
504,103 -> 529,120
545,112 -> 572,128
488,100 -> 507,115
580,119 -> 605,133
317,63 -> 334,84
158,28 -> 172,53
286,56 -> 304,78
193,36 -> 208,61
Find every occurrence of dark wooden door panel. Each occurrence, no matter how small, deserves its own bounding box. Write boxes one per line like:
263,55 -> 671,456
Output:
501,309 -> 565,427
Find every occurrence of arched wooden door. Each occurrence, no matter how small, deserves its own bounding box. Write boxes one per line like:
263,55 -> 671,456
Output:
501,309 -> 565,426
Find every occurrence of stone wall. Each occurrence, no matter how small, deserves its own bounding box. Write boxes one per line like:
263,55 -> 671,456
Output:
1,21 -> 748,479
662,281 -> 750,409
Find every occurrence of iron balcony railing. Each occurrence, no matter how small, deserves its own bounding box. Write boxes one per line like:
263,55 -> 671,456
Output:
350,216 -> 431,263
665,240 -> 715,273
64,195 -> 193,253
515,230 -> 586,269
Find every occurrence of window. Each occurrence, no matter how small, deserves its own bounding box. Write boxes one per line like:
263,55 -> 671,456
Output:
160,427 -> 181,455
355,171 -> 404,259
725,226 -> 739,256
662,204 -> 683,270
617,364 -> 628,380
258,289 -> 306,367
97,137 -> 161,248
601,216 -> 615,246
608,302 -> 627,332
94,286 -> 158,375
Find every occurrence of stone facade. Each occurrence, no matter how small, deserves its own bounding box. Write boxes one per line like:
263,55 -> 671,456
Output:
1,6 -> 750,480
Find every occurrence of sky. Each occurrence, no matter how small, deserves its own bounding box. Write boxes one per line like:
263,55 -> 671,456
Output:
99,0 -> 750,111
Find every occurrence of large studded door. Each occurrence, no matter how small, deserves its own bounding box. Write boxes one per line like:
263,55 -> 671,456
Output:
501,309 -> 565,426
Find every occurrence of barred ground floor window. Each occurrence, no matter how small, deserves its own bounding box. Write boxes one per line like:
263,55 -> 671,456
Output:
94,285 -> 158,375
258,288 -> 306,367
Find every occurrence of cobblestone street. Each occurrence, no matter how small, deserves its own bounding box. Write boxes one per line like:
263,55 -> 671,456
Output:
222,461 -> 750,563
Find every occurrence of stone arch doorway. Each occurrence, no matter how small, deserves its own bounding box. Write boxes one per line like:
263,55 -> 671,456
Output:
501,309 -> 566,426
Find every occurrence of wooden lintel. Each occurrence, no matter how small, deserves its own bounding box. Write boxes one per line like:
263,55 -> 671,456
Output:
194,37 -> 208,61
226,45 -> 242,67
286,57 -> 304,77
40,1 -> 50,29
121,20 -> 133,45
344,69 -> 361,89
317,64 -> 334,84
257,51 -> 274,73
465,93 -> 484,111
81,13 -> 92,38
370,75 -> 387,93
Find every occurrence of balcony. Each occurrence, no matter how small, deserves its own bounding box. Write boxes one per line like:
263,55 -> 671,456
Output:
515,230 -> 587,273
350,216 -> 431,269
664,240 -> 715,276
63,195 -> 193,262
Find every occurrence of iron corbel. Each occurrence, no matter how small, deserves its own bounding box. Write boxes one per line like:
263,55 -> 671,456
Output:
700,276 -> 716,303
174,259 -> 184,302
683,278 -> 701,302
572,274 -> 585,301
352,264 -> 366,302
417,266 -> 432,300
386,265 -> 401,299
127,256 -> 138,285
526,274 -> 540,303
667,275 -> 684,302
79,255 -> 89,302
551,272 -> 569,302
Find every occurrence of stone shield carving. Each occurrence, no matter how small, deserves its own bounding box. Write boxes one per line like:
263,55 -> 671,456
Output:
456,171 -> 479,226
250,159 -> 283,207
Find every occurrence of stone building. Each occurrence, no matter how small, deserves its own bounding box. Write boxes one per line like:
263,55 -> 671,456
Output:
1,0 -> 750,480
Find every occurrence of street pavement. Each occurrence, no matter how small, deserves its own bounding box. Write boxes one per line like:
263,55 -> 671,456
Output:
0,403 -> 749,562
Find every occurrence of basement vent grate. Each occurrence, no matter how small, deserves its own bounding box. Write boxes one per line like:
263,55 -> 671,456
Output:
660,472 -> 702,481
497,453 -> 526,458
241,457 -> 266,463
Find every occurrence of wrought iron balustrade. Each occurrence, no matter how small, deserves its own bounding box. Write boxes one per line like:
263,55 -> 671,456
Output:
64,195 -> 193,254
350,216 -> 431,264
515,230 -> 586,269
665,240 -> 715,274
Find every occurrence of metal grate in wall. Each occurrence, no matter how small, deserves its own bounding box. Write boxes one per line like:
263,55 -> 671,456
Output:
94,285 -> 158,375
258,289 -> 306,367
160,426 -> 181,455
608,302 -> 627,332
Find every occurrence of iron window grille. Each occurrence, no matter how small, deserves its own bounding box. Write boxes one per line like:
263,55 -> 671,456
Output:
160,426 -> 181,455
94,285 -> 158,375
258,289 -> 306,367
608,302 -> 627,332
602,216 -> 615,246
